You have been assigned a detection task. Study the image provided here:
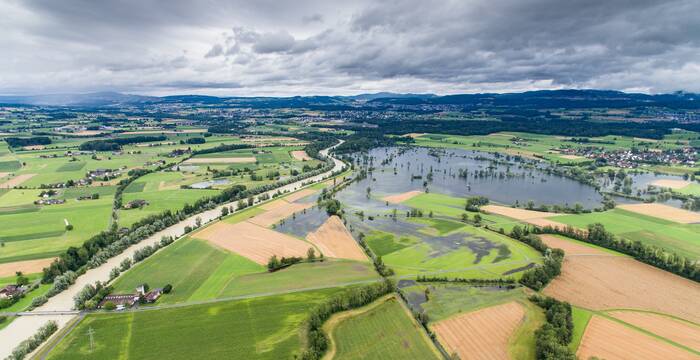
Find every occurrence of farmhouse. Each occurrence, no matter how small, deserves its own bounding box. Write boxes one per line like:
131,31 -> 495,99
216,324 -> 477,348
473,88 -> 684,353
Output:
99,294 -> 139,309
34,198 -> 66,205
0,285 -> 24,299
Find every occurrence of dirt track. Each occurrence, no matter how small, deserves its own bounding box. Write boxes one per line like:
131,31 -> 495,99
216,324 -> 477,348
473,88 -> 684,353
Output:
608,311 -> 700,352
382,190 -> 423,204
617,203 -> 700,224
306,216 -> 367,261
432,301 -> 525,360
577,316 -> 696,360
544,256 -> 700,323
194,221 -> 312,265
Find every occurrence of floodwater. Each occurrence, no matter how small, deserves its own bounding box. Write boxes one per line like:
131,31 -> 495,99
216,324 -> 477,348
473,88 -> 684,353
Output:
337,147 -> 604,209
190,178 -> 230,189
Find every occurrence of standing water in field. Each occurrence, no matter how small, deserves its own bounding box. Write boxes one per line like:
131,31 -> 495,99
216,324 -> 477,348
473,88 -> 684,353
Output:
336,147 -> 604,209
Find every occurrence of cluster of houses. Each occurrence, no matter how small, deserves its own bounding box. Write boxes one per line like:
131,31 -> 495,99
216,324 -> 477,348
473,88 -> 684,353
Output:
98,285 -> 163,311
87,168 -> 123,181
560,147 -> 697,169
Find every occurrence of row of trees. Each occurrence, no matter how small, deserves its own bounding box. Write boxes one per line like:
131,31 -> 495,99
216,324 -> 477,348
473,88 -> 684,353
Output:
301,279 -> 395,359
415,275 -> 516,287
6,320 -> 58,360
537,223 -> 700,282
79,135 -> 167,151
529,295 -> 576,360
5,136 -> 52,148
509,226 -> 565,290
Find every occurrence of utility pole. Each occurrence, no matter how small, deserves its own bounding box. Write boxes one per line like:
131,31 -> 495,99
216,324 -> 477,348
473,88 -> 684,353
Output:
87,327 -> 95,352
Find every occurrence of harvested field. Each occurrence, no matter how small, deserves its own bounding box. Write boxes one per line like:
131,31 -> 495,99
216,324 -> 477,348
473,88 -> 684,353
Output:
560,154 -> 584,160
617,203 -> 700,224
0,174 -> 36,189
481,205 -> 560,220
523,217 -> 572,230
382,190 -> 423,204
248,201 -> 314,227
22,145 -> 45,150
290,150 -> 312,161
0,258 -> 55,277
260,199 -> 288,211
650,179 -> 692,189
0,172 -> 8,179
193,221 -> 312,265
281,188 -> 317,203
544,256 -> 700,323
538,235 -> 609,256
122,129 -> 206,135
432,301 -> 525,360
184,157 -> 256,164
306,216 -> 367,261
608,311 -> 700,351
577,316 -> 695,360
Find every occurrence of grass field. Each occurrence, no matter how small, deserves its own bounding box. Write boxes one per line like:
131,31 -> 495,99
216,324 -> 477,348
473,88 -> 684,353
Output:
570,306 -> 593,352
46,288 -> 345,360
509,300 -> 546,360
111,237 -> 379,303
111,238 -> 263,303
0,193 -> 114,263
555,208 -> 700,259
327,296 -> 441,359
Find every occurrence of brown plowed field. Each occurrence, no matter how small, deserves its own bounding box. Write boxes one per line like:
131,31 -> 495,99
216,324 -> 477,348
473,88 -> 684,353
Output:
281,188 -> 317,203
184,157 -> 256,164
432,301 -> 525,360
538,235 -> 610,256
0,258 -> 56,277
617,203 -> 700,224
0,174 -> 36,189
306,216 -> 367,261
382,190 -> 423,204
193,221 -> 312,265
650,179 -> 691,189
608,311 -> 700,351
248,201 -> 314,227
577,316 -> 696,360
544,256 -> 700,323
290,150 -> 312,161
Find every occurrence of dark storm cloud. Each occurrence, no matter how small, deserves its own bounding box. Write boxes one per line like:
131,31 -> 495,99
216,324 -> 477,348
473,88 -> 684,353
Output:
1,0 -> 699,95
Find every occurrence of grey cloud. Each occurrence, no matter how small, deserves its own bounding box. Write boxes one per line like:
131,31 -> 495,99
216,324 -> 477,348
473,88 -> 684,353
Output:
205,44 -> 223,58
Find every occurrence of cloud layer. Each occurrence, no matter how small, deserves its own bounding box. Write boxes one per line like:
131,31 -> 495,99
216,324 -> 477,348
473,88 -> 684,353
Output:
1,0 -> 699,95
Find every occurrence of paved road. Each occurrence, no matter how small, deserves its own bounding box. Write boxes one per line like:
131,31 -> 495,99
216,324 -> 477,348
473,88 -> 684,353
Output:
0,141 -> 345,357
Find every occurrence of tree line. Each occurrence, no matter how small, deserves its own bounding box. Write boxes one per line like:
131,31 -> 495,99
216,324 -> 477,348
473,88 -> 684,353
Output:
529,295 -> 576,360
5,136 -> 52,148
536,223 -> 699,282
507,226 -> 565,291
79,135 -> 167,151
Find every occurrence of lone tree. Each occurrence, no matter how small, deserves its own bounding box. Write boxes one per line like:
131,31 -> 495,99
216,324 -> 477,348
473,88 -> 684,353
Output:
307,248 -> 316,261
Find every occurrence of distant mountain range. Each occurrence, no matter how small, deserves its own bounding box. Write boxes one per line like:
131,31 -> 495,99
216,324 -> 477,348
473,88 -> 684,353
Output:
0,89 -> 696,108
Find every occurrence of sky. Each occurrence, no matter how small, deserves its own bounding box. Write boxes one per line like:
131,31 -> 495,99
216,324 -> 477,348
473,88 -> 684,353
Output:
1,0 -> 699,96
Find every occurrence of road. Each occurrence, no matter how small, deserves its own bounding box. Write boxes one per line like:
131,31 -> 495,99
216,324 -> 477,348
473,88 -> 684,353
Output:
0,141 -> 345,357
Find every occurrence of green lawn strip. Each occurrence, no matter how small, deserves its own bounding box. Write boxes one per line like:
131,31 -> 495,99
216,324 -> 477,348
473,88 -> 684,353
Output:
409,284 -> 527,322
188,253 -> 264,301
593,310 -> 700,356
0,316 -> 15,331
409,217 -> 466,235
219,260 -> 380,298
569,306 -> 593,352
111,238 -> 231,303
222,206 -> 265,224
327,295 -> 441,360
46,288 -> 346,360
508,299 -> 546,360
676,182 -> 700,196
600,308 -> 700,327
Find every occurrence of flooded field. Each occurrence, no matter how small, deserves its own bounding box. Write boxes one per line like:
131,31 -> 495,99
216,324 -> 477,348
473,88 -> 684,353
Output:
337,147 -> 603,209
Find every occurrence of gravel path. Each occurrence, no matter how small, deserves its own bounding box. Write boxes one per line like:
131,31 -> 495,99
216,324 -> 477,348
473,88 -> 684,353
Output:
0,142 -> 345,357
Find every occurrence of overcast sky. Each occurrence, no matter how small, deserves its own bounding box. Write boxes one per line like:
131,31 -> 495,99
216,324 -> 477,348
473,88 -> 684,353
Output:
1,0 -> 699,96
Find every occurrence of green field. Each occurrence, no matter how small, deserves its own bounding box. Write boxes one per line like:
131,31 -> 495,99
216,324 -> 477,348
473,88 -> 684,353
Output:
364,219 -> 542,279
46,288 -> 345,360
569,307 -> 593,352
0,192 -> 114,263
328,297 -> 441,359
555,208 -> 700,259
111,238 -> 263,303
112,237 -> 379,303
